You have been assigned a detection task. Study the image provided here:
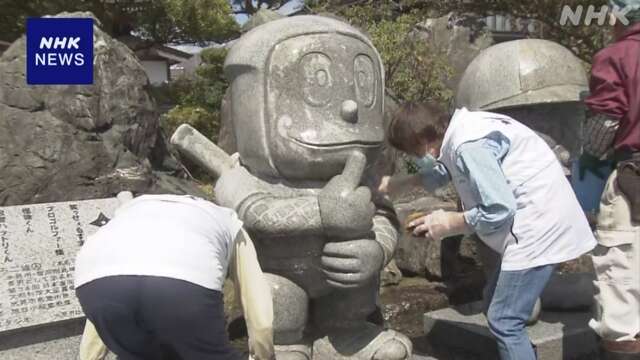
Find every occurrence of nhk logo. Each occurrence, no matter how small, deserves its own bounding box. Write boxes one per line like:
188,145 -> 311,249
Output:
27,18 -> 93,85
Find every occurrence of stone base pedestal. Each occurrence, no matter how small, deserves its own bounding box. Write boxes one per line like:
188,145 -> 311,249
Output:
424,302 -> 597,360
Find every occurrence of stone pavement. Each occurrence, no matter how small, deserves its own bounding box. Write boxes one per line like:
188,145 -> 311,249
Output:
424,301 -> 598,360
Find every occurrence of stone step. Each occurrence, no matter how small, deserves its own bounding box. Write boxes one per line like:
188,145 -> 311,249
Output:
412,355 -> 438,360
424,302 -> 598,360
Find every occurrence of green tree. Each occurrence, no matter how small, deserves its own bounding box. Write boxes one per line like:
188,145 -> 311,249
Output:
0,0 -> 239,44
158,47 -> 229,181
432,0 -> 609,62
308,0 -> 610,63
161,47 -> 229,142
139,0 -> 239,43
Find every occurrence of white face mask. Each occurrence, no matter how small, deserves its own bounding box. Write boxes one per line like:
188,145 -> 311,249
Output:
414,154 -> 437,172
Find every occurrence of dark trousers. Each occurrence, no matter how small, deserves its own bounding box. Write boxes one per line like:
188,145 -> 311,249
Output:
76,276 -> 244,360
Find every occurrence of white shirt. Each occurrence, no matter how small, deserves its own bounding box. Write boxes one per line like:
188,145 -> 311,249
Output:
440,108 -> 596,270
74,194 -> 244,291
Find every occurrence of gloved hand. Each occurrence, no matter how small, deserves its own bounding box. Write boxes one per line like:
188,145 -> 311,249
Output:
578,153 -> 614,181
408,210 -> 472,240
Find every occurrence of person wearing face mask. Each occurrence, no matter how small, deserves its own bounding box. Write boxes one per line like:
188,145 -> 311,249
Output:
379,101 -> 596,360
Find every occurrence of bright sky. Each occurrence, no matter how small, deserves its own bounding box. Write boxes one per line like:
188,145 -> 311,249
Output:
234,0 -> 305,25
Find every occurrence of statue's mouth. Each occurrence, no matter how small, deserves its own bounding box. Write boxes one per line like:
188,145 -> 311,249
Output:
291,138 -> 381,149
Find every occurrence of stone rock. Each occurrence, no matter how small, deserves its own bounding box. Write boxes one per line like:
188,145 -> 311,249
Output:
424,302 -> 598,360
541,272 -> 595,311
380,259 -> 403,287
415,13 -> 493,93
0,12 -> 202,206
393,189 -> 458,278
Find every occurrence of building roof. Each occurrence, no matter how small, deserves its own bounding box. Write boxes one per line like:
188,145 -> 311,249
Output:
118,35 -> 193,64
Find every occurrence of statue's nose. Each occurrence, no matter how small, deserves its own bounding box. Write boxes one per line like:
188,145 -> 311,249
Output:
340,100 -> 359,124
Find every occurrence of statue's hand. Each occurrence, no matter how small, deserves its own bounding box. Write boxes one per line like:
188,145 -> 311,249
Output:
321,239 -> 384,289
318,151 -> 375,238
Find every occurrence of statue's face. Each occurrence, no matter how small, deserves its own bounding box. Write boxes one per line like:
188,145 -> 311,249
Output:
265,33 -> 384,181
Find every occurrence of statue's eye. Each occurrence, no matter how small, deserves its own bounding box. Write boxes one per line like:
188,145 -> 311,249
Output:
354,54 -> 376,107
300,52 -> 333,107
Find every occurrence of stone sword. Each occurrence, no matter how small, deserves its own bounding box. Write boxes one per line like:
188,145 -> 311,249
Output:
170,124 -> 235,179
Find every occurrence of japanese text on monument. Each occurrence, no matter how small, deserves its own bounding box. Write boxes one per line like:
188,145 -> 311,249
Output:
0,198 -> 119,332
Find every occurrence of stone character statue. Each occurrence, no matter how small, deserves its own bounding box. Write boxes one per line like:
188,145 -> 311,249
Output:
456,39 -> 587,174
177,15 -> 412,360
456,39 -> 595,317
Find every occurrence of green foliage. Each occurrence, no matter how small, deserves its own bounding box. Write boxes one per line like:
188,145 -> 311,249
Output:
162,105 -> 220,141
309,0 -> 454,103
308,0 -> 611,63
0,0 -> 239,44
158,47 -> 230,182
142,0 -> 239,43
160,47 -> 229,143
405,158 -> 419,174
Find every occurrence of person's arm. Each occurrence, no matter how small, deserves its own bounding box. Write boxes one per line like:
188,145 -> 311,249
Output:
585,49 -> 628,122
380,163 -> 450,196
582,49 -> 627,159
229,229 -> 275,360
407,135 -> 515,239
79,320 -> 109,360
456,136 -> 517,237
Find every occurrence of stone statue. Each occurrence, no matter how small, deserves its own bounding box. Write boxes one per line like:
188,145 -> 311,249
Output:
456,38 -> 587,174
456,39 -> 594,317
172,15 -> 412,360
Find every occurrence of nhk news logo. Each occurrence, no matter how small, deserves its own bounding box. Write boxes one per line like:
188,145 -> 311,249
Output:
26,18 -> 93,85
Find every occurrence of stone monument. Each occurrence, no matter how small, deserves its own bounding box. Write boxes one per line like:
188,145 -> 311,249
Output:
0,195 -> 126,359
172,15 -> 412,360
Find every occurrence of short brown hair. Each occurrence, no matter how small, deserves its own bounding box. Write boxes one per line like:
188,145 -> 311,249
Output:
387,101 -> 450,153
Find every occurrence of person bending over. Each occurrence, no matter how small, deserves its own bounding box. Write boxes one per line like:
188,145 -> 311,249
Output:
380,102 -> 596,360
74,194 -> 274,360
